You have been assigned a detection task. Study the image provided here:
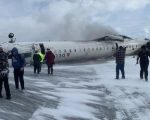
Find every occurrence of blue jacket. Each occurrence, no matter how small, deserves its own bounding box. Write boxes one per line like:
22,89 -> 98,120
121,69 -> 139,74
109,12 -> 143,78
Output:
11,47 -> 26,69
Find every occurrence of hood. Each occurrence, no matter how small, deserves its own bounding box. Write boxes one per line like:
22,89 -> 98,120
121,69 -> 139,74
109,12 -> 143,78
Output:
11,47 -> 19,54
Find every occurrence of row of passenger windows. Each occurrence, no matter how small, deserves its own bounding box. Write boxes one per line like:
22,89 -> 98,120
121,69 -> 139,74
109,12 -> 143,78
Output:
53,45 -> 138,53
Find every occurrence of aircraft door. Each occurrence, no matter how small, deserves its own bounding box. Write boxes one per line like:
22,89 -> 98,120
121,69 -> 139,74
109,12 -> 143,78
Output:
39,43 -> 45,55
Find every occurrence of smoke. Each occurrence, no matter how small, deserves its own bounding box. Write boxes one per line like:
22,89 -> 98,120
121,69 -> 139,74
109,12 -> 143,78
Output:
31,0 -> 118,41
56,18 -> 118,41
0,0 -> 118,42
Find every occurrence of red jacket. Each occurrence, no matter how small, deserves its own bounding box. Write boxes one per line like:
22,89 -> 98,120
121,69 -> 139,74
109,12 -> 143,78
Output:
45,51 -> 55,65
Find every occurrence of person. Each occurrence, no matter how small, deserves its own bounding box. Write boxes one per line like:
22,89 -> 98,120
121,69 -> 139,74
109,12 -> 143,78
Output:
38,51 -> 45,72
114,46 -> 126,79
137,45 -> 150,81
33,50 -> 42,74
45,49 -> 55,74
11,47 -> 26,90
0,47 -> 11,100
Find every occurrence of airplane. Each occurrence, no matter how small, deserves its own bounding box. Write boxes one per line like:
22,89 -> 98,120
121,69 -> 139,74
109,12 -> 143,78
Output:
0,34 -> 149,64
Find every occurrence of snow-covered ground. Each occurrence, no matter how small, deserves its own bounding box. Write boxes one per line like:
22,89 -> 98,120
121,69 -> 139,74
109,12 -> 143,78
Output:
1,56 -> 150,120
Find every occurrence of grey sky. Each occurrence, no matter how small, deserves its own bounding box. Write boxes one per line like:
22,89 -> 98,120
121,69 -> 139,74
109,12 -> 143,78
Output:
0,0 -> 150,42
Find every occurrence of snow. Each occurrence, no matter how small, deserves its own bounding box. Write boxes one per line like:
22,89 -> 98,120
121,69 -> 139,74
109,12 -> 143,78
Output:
29,57 -> 150,120
1,56 -> 150,120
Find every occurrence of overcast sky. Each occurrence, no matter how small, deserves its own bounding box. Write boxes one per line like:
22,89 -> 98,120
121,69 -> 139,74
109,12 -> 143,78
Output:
0,0 -> 150,42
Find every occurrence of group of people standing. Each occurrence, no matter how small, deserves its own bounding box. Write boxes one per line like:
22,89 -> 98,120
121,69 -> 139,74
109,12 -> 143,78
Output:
33,48 -> 55,74
0,47 -> 55,100
0,47 -> 25,100
114,45 -> 150,81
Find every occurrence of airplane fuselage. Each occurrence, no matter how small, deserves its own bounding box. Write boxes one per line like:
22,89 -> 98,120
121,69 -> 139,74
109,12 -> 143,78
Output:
1,39 -> 148,63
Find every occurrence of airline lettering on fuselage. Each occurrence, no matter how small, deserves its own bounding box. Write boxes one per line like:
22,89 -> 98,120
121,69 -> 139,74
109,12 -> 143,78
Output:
55,53 -> 70,58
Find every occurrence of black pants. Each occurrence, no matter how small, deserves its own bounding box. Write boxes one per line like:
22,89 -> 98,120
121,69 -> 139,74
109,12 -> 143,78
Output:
14,69 -> 24,89
0,75 -> 11,97
34,65 -> 40,74
140,62 -> 149,80
47,64 -> 53,74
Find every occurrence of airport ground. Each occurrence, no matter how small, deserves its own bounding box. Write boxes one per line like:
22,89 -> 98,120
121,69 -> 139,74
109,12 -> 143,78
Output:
1,56 -> 150,120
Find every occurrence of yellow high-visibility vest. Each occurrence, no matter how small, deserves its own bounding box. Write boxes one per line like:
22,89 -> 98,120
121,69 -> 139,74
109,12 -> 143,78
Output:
38,52 -> 45,62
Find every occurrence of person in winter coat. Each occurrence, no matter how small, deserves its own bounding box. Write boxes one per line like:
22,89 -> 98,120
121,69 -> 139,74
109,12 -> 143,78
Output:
0,47 -> 11,100
137,45 -> 150,81
38,51 -> 45,73
45,49 -> 55,74
114,46 -> 126,79
33,50 -> 42,74
11,47 -> 26,90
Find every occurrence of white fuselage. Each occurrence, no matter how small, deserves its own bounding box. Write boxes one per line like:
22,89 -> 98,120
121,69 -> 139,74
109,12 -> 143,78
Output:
43,40 -> 145,62
1,39 -> 148,63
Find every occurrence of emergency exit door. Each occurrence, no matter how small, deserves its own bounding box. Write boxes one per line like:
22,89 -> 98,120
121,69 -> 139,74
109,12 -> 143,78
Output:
39,43 -> 45,55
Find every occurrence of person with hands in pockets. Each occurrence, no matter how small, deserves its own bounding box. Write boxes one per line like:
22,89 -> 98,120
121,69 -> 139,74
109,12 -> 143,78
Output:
0,47 -> 11,100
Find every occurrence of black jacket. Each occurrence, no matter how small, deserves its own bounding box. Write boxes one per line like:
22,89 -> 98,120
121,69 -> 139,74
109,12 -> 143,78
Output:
0,51 -> 9,73
33,53 -> 42,66
137,50 -> 150,63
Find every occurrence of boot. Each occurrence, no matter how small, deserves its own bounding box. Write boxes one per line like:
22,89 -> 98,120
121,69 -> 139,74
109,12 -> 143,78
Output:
6,96 -> 11,100
0,94 -> 3,98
